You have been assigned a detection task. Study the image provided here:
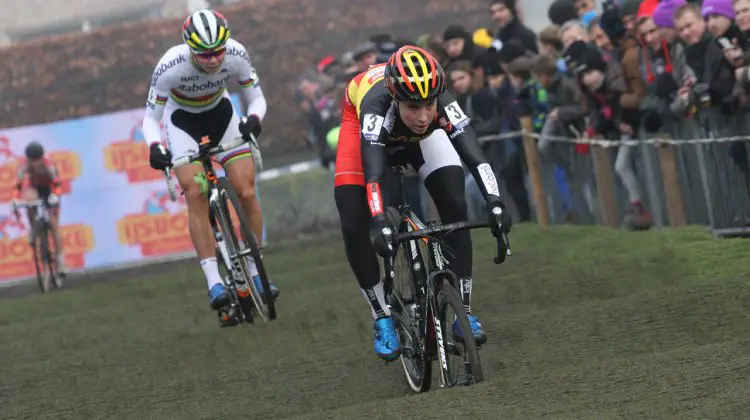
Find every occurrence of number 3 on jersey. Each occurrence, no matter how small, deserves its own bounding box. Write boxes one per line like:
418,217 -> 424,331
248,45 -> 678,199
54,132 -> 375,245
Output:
444,101 -> 469,129
362,113 -> 385,142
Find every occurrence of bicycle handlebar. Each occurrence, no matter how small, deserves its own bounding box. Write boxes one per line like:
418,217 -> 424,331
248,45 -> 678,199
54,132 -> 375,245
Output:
162,133 -> 262,202
395,220 -> 512,265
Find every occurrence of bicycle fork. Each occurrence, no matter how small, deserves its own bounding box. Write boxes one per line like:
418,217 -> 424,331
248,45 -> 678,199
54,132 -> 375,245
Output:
209,194 -> 250,299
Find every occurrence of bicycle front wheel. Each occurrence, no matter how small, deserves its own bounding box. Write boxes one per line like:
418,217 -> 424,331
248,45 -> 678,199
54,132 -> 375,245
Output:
217,178 -> 276,321
37,222 -> 54,293
385,207 -> 432,392
435,279 -> 483,387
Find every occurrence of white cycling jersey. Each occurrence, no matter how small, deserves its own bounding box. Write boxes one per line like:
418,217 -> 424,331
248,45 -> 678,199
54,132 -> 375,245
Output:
141,38 -> 267,152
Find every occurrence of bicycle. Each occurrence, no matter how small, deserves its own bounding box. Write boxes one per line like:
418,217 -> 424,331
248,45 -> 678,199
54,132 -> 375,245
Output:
12,199 -> 64,293
164,133 -> 275,325
382,165 -> 511,392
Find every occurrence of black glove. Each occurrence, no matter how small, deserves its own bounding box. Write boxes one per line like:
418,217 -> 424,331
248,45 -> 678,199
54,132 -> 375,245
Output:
239,115 -> 262,139
370,213 -> 396,257
486,199 -> 512,236
149,142 -> 172,170
654,73 -> 679,99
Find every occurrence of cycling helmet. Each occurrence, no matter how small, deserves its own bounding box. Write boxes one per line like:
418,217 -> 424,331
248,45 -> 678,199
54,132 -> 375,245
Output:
182,9 -> 230,53
25,142 -> 44,160
384,45 -> 446,103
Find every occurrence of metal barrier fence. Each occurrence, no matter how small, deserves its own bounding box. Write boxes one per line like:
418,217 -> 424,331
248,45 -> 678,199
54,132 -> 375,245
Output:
475,111 -> 750,237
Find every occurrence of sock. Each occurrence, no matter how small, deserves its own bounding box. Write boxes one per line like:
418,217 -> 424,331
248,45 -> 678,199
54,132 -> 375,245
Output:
200,257 -> 223,290
361,281 -> 390,320
459,277 -> 472,314
246,255 -> 259,278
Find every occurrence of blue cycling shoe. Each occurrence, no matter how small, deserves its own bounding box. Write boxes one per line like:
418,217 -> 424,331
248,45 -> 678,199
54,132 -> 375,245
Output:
209,284 -> 231,310
452,314 -> 488,345
374,317 -> 401,361
253,275 -> 280,299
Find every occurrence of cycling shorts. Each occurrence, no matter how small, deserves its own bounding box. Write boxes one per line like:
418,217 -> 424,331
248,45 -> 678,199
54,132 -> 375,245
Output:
166,95 -> 251,166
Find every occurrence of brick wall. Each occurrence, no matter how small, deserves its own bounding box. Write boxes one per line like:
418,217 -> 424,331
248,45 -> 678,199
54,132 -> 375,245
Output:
0,0 -> 492,157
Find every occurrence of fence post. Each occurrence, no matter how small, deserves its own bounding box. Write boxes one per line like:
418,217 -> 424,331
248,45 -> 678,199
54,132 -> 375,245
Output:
590,139 -> 620,228
520,117 -> 550,227
654,134 -> 687,227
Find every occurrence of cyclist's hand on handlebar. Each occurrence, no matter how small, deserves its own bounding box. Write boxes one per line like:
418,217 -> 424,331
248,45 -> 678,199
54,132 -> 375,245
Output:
149,142 -> 172,170
370,213 -> 396,258
47,194 -> 60,207
486,199 -> 512,236
239,115 -> 262,139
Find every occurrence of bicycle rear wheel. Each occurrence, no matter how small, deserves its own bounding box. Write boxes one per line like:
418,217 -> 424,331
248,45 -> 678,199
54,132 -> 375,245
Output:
31,233 -> 44,293
37,222 -> 54,293
385,207 -> 432,392
218,178 -> 276,321
435,279 -> 483,386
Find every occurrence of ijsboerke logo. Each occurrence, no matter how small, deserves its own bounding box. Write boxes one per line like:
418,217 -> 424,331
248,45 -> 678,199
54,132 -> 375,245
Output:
116,191 -> 193,257
103,120 -> 166,183
0,217 -> 94,281
0,137 -> 83,203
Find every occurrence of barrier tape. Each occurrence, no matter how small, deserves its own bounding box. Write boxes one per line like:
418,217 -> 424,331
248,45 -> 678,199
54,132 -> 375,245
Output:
477,131 -> 750,147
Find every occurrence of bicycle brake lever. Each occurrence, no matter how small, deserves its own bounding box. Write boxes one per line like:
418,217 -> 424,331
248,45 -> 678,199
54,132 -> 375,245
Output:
493,233 -> 511,264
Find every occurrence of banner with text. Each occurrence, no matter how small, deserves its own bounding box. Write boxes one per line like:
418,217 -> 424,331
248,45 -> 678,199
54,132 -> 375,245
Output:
0,94 -> 260,282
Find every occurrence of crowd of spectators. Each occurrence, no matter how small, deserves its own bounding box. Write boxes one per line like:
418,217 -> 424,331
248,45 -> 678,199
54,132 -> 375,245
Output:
294,0 -> 750,230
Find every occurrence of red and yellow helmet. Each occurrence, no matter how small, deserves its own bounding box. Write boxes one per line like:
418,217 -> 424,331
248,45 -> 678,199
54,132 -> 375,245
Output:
384,45 -> 446,103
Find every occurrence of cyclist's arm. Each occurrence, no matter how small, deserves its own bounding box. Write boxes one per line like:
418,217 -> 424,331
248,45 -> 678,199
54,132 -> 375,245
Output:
47,160 -> 62,195
437,91 -> 502,201
359,85 -> 393,217
14,164 -> 26,200
142,59 -> 171,145
232,44 -> 267,121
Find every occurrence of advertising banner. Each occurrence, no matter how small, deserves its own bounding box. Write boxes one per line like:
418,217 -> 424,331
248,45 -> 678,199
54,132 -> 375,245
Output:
0,94 -> 267,283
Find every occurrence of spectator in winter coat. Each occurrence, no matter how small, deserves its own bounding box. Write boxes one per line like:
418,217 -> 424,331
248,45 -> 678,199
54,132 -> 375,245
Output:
534,54 -> 586,152
676,3 -> 712,84
548,0 -> 579,26
509,57 -> 550,133
561,20 -> 591,49
447,60 -> 502,137
489,0 -> 538,54
620,0 -> 644,33
653,0 -> 686,44
577,45 -> 627,139
443,25 -> 481,66
588,16 -> 615,52
443,25 -> 494,88
702,0 -> 748,113
637,13 -> 694,132
599,1 -> 648,127
733,0 -> 750,85
539,25 -> 570,74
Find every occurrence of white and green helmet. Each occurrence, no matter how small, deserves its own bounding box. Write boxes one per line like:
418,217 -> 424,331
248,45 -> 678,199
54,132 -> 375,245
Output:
182,9 -> 231,53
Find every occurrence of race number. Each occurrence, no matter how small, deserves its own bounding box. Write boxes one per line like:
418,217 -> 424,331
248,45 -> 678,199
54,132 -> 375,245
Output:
362,113 -> 385,141
444,101 -> 469,129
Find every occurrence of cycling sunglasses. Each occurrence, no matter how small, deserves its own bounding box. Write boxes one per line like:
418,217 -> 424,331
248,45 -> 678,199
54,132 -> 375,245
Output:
194,48 -> 226,60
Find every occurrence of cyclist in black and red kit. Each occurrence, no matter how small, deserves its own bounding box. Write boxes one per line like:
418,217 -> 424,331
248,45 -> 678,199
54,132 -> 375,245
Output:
333,45 -> 512,361
15,142 -> 66,274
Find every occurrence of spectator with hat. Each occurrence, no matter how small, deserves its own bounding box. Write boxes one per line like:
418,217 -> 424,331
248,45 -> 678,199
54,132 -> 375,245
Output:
702,0 -> 748,112
489,0 -> 538,54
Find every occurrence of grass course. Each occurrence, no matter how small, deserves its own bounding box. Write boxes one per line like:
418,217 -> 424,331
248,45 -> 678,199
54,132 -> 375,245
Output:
1,225 -> 749,419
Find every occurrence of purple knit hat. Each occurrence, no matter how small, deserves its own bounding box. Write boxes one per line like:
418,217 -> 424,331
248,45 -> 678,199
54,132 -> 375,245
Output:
652,0 -> 686,28
702,0 -> 735,20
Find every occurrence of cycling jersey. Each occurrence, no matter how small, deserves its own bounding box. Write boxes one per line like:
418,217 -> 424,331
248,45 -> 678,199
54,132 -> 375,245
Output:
142,38 -> 267,164
335,64 -> 501,216
16,158 -> 60,190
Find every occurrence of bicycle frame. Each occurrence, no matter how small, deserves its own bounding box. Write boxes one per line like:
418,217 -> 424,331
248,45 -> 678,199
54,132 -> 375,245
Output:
382,166 -> 460,387
164,134 -> 264,323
